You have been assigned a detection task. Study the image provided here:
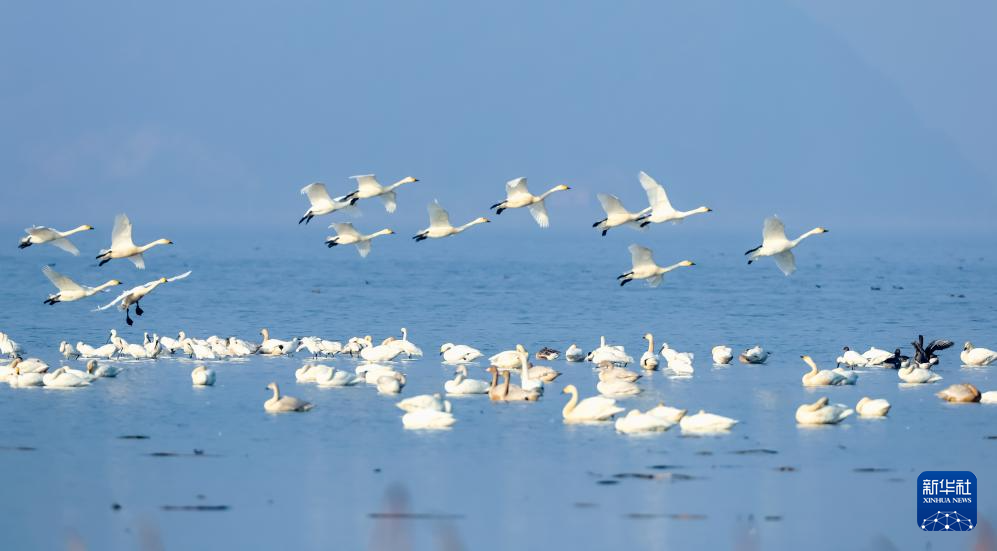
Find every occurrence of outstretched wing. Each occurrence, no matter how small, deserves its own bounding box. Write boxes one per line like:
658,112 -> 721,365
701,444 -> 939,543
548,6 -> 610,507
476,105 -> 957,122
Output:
597,193 -> 628,216
762,216 -> 787,245
351,175 -> 383,195
166,270 -> 192,283
428,201 -> 451,229
127,253 -> 145,270
773,250 -> 796,276
111,214 -> 135,249
380,191 -> 397,213
528,202 -> 549,228
301,183 -> 333,207
505,178 -> 531,200
647,274 -> 663,288
926,339 -> 954,354
628,244 -> 655,269
48,238 -> 80,256
638,171 -> 674,213
330,223 -> 362,239
95,289 -> 129,311
42,266 -> 84,293
355,241 -> 372,258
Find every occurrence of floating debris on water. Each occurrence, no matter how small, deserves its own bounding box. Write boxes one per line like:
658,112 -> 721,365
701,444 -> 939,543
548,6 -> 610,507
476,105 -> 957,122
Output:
853,467 -> 892,473
118,435 -> 150,440
775,466 -> 798,472
730,448 -> 778,455
0,446 -> 36,452
367,513 -> 463,520
161,505 -> 230,512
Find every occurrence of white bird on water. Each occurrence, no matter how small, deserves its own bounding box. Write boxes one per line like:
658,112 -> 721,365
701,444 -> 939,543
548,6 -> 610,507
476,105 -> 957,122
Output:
95,271 -> 192,326
745,216 -> 828,276
298,182 -> 358,224
795,397 -> 853,425
264,382 -> 313,413
440,343 -> 483,364
592,193 -> 650,236
489,178 -> 570,229
413,201 -> 490,241
343,174 -> 418,213
712,345 -> 734,365
18,224 -> 94,255
96,214 -> 173,269
191,366 -> 216,386
618,244 -> 694,287
41,266 -> 120,305
635,171 -> 712,227
961,342 -> 997,367
325,223 -> 394,258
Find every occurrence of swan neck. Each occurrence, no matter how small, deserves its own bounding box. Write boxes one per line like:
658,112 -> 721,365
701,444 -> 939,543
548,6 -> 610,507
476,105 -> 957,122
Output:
562,387 -> 578,417
792,228 -> 822,246
646,336 -> 654,354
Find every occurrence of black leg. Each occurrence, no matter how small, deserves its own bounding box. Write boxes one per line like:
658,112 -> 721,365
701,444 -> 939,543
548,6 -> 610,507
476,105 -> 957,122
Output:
135,302 -> 143,316
18,242 -> 30,249
125,309 -> 134,326
99,258 -> 110,267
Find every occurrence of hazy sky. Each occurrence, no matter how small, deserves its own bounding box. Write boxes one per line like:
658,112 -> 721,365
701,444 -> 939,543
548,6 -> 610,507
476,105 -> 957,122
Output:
2,1 -> 995,237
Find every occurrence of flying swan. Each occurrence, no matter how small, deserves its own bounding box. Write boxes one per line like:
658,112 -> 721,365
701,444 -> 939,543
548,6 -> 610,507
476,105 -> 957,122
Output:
489,178 -> 570,228
618,244 -> 694,287
41,266 -> 120,305
298,182 -> 358,224
413,201 -> 489,241
96,214 -> 173,269
19,224 -> 94,255
343,174 -> 418,213
745,216 -> 827,276
325,223 -> 393,258
635,171 -> 711,227
95,271 -> 192,326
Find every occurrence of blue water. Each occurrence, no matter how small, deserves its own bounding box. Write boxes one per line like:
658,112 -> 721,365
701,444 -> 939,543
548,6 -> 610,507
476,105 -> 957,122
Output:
0,226 -> 995,550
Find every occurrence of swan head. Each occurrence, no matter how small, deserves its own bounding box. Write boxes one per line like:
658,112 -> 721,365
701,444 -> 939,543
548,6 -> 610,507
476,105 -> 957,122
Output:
857,397 -> 870,407
963,341 -> 973,351
440,343 -> 453,354
555,184 -> 570,191
800,355 -> 818,372
84,225 -> 94,230
156,239 -> 174,245
561,384 -> 578,395
815,227 -> 829,234
159,277 -> 168,283
266,381 -> 278,392
515,344 -> 527,354
474,217 -> 491,224
842,346 -> 851,351
643,333 -> 653,341
679,260 -> 695,267
485,366 -> 498,374
401,176 -> 418,184
86,360 -> 97,374
814,396 -> 830,407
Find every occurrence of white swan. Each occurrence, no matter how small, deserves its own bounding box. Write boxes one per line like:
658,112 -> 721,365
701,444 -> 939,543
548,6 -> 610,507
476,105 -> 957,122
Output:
396,393 -> 446,413
614,409 -> 676,434
357,364 -> 399,384
402,402 -> 456,429
739,346 -> 768,364
745,216 -> 828,276
298,182 -> 357,224
87,360 -> 122,378
325,223 -> 394,258
264,382 -> 313,412
344,174 -> 418,213
592,193 -> 650,236
961,342 -> 997,366
635,171 -> 711,227
640,333 -> 659,370
95,271 -> 192,326
486,368 -> 540,402
831,367 -> 858,385
565,344 -> 585,362
647,402 -> 688,424
489,345 -> 525,370
360,336 -> 404,362
41,266 -> 120,304
77,341 -> 117,359
376,372 -> 406,394
444,365 -> 490,395
898,364 -> 942,384
517,348 -> 544,394
297,337 -> 343,357
60,341 -> 80,360
19,224 -> 93,255
96,214 -> 172,269
618,244 -> 694,287
386,328 -> 423,358
440,343 -> 483,364
414,201 -> 489,241
587,337 -> 633,366
258,328 -> 295,355
660,343 -> 695,375
795,397 -> 853,425
8,365 -> 46,387
596,379 -> 641,397
183,339 -> 217,360
801,355 -> 848,386
981,391 -> 997,404
0,332 -> 23,357
937,383 -> 981,403
3,357 -> 48,374
561,384 -> 624,423
712,345 -> 733,365
316,368 -> 361,387
856,397 -> 891,417
191,366 -> 216,386
489,178 -> 570,228
597,362 -> 641,383
862,347 -> 894,366
679,410 -> 738,433
836,347 -> 868,368
42,367 -> 90,388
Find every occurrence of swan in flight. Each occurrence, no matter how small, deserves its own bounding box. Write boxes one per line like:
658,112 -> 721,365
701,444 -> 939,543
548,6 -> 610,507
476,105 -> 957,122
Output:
795,397 -> 853,425
592,193 -> 650,236
444,365 -> 490,395
95,271 -> 192,326
712,346 -> 733,365
343,174 -> 418,213
413,201 -> 489,241
936,383 -> 981,403
561,384 -> 624,423
96,214 -> 173,269
18,224 -> 93,255
679,410 -> 738,433
440,343 -> 483,364
298,182 -> 358,224
745,216 -> 827,276
855,397 -> 891,417
618,244 -> 694,287
41,266 -> 120,305
191,366 -> 216,386
325,223 -> 394,258
635,171 -> 711,227
489,178 -> 570,228
961,342 -> 997,366
264,382 -> 314,412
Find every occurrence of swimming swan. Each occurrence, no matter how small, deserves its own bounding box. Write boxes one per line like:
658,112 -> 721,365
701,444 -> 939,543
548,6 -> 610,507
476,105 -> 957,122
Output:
343,174 -> 418,213
961,342 -> 997,367
618,244 -> 694,287
936,383 -> 981,403
8,365 -> 46,387
96,214 -> 172,269
565,344 -> 585,362
795,397 -> 853,425
402,402 -> 456,429
592,193 -> 650,236
440,343 -> 484,364
191,365 -> 216,386
739,346 -> 769,364
360,336 -> 404,362
640,333 -> 659,370
597,362 -> 641,383
561,384 -> 624,423
42,367 -> 90,388
87,360 -> 123,378
745,216 -> 828,276
712,345 -> 733,365
42,266 -> 120,305
386,328 -> 423,358
264,382 -> 313,412
444,365 -> 490,395
298,182 -> 358,224
855,397 -> 891,417
614,409 -> 676,434
325,223 -> 394,258
95,271 -> 191,326
376,372 -> 406,394
646,402 -> 688,424
596,379 -> 642,397
486,367 -> 539,401
635,171 -> 711,227
836,346 -> 868,368
413,201 -> 489,241
679,410 -> 738,433
489,178 -> 570,229
898,364 -> 942,384
396,393 -> 446,413
18,224 -> 94,255
801,355 -> 849,386
315,367 -> 361,387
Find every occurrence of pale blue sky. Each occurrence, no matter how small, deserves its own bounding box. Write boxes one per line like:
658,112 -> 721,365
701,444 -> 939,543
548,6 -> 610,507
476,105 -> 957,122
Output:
2,1 -> 995,237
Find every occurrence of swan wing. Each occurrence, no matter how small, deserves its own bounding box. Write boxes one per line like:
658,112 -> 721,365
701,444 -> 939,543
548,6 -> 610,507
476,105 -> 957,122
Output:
26,226 -> 58,240
505,178 -> 532,200
127,253 -> 145,270
647,274 -> 663,288
95,289 -> 129,311
528,201 -> 550,228
762,216 -> 787,244
352,174 -> 383,194
575,396 -> 621,418
111,214 -> 136,249
42,266 -> 84,293
597,193 -> 628,216
167,270 -> 192,283
355,240 -> 372,258
428,201 -> 451,229
301,183 -> 333,207
331,223 -> 361,239
628,244 -> 655,269
638,171 -> 674,212
380,191 -> 397,213
48,238 -> 80,256
773,251 -> 796,276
